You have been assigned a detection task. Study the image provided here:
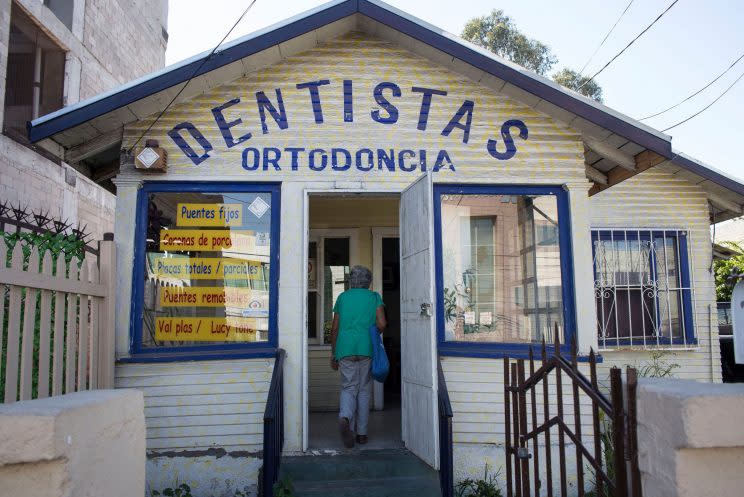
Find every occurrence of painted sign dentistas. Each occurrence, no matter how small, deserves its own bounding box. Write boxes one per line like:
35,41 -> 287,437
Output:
167,79 -> 529,172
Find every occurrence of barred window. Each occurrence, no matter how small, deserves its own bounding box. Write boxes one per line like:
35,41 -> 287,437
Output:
592,229 -> 695,348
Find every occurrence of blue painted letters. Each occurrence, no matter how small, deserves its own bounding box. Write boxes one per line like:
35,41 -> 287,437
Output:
442,100 -> 475,144
167,122 -> 213,166
256,89 -> 289,134
211,98 -> 252,148
296,80 -> 331,124
371,82 -> 401,124
411,87 -> 447,131
487,119 -> 529,160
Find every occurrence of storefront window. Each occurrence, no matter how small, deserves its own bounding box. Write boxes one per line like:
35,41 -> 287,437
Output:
133,183 -> 279,356
436,186 -> 572,351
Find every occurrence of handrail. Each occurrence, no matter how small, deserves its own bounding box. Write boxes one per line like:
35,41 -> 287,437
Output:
262,348 -> 286,497
437,358 -> 454,497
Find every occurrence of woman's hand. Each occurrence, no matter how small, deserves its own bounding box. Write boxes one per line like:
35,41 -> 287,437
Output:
330,357 -> 339,371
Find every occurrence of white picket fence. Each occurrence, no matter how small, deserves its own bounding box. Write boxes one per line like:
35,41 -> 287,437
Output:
0,239 -> 115,403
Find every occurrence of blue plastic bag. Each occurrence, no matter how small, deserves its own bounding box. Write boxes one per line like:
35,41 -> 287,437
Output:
369,325 -> 389,383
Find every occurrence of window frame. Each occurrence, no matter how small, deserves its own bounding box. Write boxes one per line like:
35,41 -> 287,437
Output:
126,181 -> 281,362
434,184 -> 576,359
591,229 -> 696,348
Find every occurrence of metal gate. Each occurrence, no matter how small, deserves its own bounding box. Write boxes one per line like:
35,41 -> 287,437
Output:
504,333 -> 641,497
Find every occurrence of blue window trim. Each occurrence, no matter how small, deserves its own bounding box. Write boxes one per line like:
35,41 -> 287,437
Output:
590,229 -> 696,346
127,181 -> 281,362
434,184 -> 577,358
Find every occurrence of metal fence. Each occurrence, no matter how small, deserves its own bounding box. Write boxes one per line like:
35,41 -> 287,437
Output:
504,331 -> 641,497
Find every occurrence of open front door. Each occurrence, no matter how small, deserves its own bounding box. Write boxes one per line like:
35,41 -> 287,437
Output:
400,173 -> 438,468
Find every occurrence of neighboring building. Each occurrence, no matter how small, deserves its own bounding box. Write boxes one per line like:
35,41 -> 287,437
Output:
25,1 -> 744,495
714,216 -> 744,246
0,0 -> 168,240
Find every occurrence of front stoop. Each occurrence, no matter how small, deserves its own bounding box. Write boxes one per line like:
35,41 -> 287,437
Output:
278,449 -> 441,497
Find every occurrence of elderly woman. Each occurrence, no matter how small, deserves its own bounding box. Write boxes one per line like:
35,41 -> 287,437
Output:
330,265 -> 387,448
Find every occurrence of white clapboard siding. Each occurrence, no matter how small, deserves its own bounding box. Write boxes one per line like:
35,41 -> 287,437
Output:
121,33 -> 587,191
589,165 -> 721,383
442,357 -> 596,445
309,347 -> 341,411
115,358 -> 274,452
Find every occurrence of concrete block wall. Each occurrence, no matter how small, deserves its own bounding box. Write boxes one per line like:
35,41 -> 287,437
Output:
0,140 -> 115,241
0,390 -> 146,497
637,378 -> 744,497
0,0 -> 168,242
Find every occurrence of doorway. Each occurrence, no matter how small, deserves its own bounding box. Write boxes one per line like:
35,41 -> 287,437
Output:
305,195 -> 403,451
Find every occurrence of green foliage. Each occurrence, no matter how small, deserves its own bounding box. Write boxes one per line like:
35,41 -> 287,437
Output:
713,241 -> 744,302
273,476 -> 295,497
637,350 -> 680,378
586,412 -> 615,497
149,484 -> 248,497
455,464 -> 503,497
1,231 -> 85,401
151,483 -> 192,497
552,68 -> 604,102
2,231 -> 85,269
461,10 -> 603,102
443,287 -> 459,323
461,10 -> 557,76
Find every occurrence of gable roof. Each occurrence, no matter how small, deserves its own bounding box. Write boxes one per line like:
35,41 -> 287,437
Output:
27,0 -> 744,219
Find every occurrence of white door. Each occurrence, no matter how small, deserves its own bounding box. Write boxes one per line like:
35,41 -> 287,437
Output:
400,173 -> 439,468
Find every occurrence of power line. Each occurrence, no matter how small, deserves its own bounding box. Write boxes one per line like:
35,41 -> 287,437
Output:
128,0 -> 258,153
640,51 -> 744,120
662,69 -> 744,131
578,0 -> 680,91
579,0 -> 635,75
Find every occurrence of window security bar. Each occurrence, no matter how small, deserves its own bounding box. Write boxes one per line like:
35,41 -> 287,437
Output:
591,229 -> 696,349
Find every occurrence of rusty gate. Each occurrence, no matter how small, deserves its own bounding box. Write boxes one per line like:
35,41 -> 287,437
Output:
504,333 -> 641,497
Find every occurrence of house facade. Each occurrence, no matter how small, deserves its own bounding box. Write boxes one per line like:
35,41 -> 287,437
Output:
27,1 -> 744,495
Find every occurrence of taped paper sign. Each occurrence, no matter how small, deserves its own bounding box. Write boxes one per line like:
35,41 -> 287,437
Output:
160,286 -> 268,310
176,203 -> 243,226
155,317 -> 264,342
159,229 -> 265,251
154,257 -> 263,280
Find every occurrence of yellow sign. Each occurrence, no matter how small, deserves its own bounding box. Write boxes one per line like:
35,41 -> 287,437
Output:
155,317 -> 261,342
160,286 -> 267,308
176,203 -> 243,227
154,257 -> 262,280
159,229 -> 262,251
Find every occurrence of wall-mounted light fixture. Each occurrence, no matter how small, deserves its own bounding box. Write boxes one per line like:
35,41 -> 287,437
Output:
135,139 -> 167,172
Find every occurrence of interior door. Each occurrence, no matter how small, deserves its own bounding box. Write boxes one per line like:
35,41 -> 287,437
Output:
400,173 -> 439,467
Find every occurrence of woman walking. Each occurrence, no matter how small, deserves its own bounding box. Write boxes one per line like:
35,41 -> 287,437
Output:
330,265 -> 387,448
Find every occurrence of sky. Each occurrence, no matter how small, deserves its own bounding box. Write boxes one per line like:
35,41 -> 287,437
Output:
165,0 -> 744,180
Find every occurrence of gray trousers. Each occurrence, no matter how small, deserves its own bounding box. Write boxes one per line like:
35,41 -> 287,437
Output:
339,356 -> 372,436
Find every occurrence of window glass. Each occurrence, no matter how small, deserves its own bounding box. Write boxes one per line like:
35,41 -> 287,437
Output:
4,5 -> 65,142
141,191 -> 273,349
322,238 -> 350,343
593,230 -> 691,345
307,242 -> 318,339
440,194 -> 564,344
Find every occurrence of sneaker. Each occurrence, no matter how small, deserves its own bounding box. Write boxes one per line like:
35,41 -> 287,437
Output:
356,434 -> 368,445
339,417 -> 355,448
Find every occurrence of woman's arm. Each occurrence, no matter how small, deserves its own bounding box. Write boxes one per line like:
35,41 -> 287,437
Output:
376,305 -> 387,332
330,313 -> 339,370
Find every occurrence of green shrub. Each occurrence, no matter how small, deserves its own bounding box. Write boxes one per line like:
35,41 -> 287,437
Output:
455,464 -> 503,497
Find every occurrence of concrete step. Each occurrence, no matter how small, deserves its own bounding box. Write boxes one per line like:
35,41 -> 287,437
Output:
278,449 -> 441,497
291,475 -> 441,497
